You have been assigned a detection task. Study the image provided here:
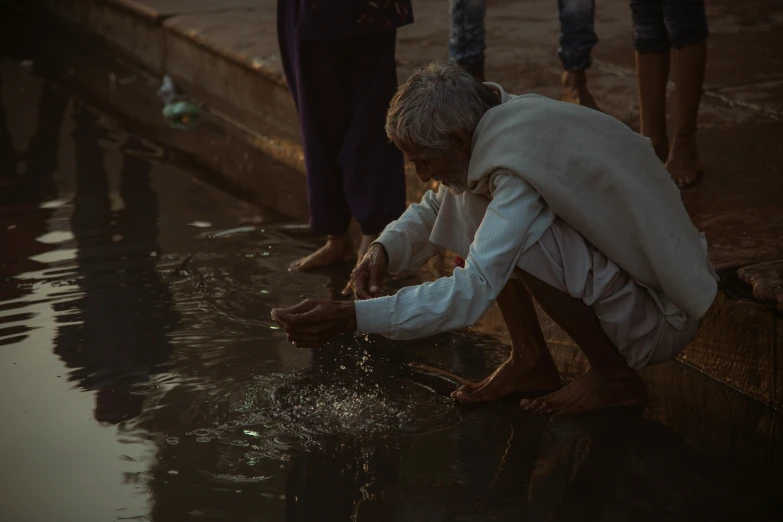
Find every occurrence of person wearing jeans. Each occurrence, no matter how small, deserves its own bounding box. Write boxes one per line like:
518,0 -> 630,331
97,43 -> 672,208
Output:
448,0 -> 486,81
558,0 -> 600,109
631,0 -> 708,187
448,0 -> 600,109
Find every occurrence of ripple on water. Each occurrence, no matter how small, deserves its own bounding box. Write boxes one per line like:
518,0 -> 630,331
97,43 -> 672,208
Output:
186,370 -> 459,462
205,473 -> 272,484
270,374 -> 456,436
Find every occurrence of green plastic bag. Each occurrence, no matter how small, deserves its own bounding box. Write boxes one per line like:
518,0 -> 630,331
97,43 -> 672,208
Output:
158,75 -> 200,129
162,100 -> 200,129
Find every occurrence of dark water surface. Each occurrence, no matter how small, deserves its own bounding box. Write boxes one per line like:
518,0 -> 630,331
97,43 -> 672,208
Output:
1,48 -> 782,522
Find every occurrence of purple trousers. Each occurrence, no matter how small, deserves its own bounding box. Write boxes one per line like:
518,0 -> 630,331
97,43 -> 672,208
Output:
277,0 -> 406,236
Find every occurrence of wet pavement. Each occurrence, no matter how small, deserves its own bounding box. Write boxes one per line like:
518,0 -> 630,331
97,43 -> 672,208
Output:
2,44 -> 783,522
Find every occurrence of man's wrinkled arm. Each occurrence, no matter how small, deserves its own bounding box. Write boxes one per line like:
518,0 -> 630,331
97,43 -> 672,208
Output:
374,185 -> 446,274
356,173 -> 548,339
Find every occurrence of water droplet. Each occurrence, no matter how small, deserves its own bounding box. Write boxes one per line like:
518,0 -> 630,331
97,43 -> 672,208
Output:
165,437 -> 180,445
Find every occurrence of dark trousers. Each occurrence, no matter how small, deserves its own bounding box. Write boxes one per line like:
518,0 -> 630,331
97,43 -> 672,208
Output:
277,0 -> 406,236
630,0 -> 709,53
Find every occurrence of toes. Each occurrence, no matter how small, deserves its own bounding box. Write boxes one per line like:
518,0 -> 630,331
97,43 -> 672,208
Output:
453,390 -> 479,404
520,398 -> 554,414
534,401 -> 551,413
449,387 -> 464,399
289,259 -> 305,271
520,398 -> 540,411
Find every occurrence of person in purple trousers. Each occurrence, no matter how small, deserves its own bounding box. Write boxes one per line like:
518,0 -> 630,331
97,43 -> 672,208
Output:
277,1 -> 411,271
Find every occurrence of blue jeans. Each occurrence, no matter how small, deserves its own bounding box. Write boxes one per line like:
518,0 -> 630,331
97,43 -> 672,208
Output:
558,0 -> 598,71
630,0 -> 708,53
448,0 -> 486,74
448,0 -> 597,73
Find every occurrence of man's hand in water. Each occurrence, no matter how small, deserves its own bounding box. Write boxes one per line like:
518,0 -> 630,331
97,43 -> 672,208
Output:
271,299 -> 357,348
348,243 -> 389,300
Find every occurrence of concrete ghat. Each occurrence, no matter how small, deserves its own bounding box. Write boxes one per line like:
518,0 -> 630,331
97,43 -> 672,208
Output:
29,0 -> 783,410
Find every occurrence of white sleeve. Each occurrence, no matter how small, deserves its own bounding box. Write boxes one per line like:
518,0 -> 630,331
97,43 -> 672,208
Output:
374,185 -> 446,274
355,173 -> 548,339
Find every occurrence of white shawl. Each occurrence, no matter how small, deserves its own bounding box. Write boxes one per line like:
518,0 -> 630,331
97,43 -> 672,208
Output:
467,85 -> 718,319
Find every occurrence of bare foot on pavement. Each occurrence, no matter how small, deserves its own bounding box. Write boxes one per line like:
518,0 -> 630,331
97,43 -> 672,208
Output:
452,353 -> 561,404
666,133 -> 703,188
290,234 -> 354,271
519,370 -> 647,415
561,71 -> 601,112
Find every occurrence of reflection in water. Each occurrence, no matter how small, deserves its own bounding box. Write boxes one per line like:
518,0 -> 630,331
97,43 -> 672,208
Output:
284,344 -> 401,522
0,70 -> 13,181
286,436 -> 398,522
0,45 -> 782,522
53,105 -> 176,424
526,410 -> 781,522
0,69 -> 66,308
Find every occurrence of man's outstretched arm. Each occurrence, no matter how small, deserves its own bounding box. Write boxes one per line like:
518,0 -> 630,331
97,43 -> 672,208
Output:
355,173 -> 549,339
375,184 -> 446,274
351,185 -> 446,299
272,173 -> 553,346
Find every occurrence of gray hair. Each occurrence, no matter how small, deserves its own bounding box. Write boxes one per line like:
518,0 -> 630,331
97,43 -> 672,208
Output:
386,62 -> 500,155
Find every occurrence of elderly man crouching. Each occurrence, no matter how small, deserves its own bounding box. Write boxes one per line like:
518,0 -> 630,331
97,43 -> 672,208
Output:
271,62 -> 718,415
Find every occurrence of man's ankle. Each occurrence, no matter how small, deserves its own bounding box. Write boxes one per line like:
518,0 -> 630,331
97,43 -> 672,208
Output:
562,70 -> 588,90
510,345 -> 556,373
588,365 -> 639,382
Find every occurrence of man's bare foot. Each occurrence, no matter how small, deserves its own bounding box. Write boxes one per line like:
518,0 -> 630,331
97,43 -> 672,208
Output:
519,370 -> 647,415
666,133 -> 703,188
289,234 -> 354,271
451,352 -> 561,404
561,71 -> 600,111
